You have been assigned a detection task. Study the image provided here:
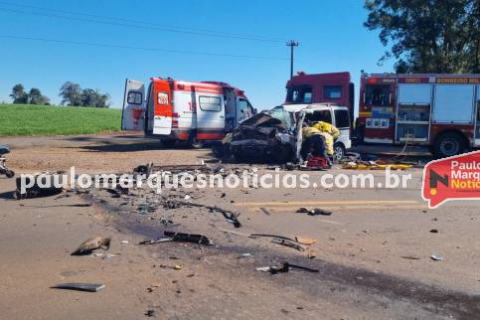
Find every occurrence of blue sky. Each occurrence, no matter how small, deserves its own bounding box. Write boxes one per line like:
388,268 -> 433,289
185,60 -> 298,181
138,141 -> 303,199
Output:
0,0 -> 394,110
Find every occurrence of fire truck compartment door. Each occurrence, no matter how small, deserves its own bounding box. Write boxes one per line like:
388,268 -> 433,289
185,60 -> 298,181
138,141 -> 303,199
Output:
398,84 -> 432,105
122,79 -> 145,131
153,80 -> 173,135
195,94 -> 225,140
433,85 -> 475,124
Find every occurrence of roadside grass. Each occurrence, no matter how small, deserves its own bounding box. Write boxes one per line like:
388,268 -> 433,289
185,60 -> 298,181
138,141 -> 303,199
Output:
0,104 -> 122,136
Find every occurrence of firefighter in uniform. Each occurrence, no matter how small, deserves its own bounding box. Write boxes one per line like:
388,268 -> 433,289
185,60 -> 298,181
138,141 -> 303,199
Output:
301,121 -> 340,165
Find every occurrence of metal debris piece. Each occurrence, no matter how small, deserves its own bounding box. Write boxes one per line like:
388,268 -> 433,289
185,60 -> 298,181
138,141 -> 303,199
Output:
271,238 -> 306,252
139,237 -> 173,245
258,262 -> 320,275
165,231 -> 213,245
139,231 -> 212,246
296,207 -> 332,216
166,199 -> 242,228
52,283 -> 105,292
249,233 -> 296,242
260,207 -> 271,215
144,309 -> 156,317
105,188 -> 122,198
401,256 -> 421,260
14,173 -> 64,200
71,237 -> 111,256
431,254 -> 444,262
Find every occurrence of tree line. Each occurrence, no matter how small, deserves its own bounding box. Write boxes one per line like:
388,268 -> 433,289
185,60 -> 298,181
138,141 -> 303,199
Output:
9,82 -> 110,108
365,0 -> 480,73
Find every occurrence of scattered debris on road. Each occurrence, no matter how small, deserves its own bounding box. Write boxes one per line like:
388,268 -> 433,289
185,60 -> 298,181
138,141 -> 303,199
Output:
139,231 -> 213,246
71,237 -> 111,256
14,172 -> 64,200
401,256 -> 421,261
431,255 -> 444,262
296,207 -> 332,216
257,261 -> 320,274
260,207 -> 271,215
271,238 -> 306,252
52,283 -> 105,292
144,309 -> 156,317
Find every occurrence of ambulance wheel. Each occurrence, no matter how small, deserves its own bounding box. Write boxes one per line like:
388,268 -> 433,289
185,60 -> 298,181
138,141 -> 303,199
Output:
333,143 -> 346,163
189,139 -> 204,149
5,170 -> 15,178
433,132 -> 466,158
161,140 -> 176,148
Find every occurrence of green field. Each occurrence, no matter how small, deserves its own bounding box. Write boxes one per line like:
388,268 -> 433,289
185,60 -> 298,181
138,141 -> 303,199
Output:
0,104 -> 122,136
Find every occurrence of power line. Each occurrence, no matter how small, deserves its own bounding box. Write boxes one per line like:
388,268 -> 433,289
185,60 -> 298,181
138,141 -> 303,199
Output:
0,34 -> 288,60
0,1 -> 286,43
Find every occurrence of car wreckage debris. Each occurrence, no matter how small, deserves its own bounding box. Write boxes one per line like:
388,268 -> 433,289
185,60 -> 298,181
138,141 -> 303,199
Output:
260,207 -> 271,215
52,283 -> 105,292
163,199 -> 242,228
71,237 -> 111,256
296,207 -> 332,216
250,234 -> 317,253
14,173 -> 64,200
139,231 -> 213,246
257,262 -> 320,274
271,238 -> 306,252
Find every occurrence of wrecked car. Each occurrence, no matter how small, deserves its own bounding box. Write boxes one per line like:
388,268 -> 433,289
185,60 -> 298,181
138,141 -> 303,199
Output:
229,111 -> 295,163
218,103 -> 352,164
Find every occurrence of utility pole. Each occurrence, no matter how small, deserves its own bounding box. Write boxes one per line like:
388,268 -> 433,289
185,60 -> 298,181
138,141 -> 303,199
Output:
286,40 -> 299,79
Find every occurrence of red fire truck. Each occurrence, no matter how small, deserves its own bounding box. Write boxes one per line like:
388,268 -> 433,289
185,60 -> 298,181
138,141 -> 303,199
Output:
122,78 -> 255,147
358,73 -> 480,157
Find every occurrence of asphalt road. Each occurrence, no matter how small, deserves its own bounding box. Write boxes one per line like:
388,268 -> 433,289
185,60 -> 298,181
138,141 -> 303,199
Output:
0,133 -> 479,319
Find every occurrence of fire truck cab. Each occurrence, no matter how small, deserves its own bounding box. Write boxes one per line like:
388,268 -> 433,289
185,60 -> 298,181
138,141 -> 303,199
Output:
122,78 -> 255,146
358,73 -> 480,158
285,71 -> 355,126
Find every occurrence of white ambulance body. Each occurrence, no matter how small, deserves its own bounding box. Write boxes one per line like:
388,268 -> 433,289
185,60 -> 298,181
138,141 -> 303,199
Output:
122,78 -> 255,146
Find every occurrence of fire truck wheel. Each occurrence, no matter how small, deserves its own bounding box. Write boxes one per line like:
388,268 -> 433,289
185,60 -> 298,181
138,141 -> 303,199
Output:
433,132 -> 466,158
333,143 -> 346,163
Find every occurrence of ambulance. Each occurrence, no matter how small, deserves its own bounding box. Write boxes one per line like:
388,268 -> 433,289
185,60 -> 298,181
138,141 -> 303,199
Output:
122,78 -> 255,147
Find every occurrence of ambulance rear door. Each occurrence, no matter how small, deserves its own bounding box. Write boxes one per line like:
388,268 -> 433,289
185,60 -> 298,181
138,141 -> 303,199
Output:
122,79 -> 145,131
153,79 -> 173,135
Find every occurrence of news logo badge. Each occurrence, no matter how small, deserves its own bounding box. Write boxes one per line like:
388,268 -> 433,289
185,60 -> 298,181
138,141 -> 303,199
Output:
423,150 -> 480,209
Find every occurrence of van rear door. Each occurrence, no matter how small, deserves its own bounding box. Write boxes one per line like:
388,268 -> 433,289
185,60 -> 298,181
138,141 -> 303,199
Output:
195,93 -> 225,140
333,108 -> 352,149
122,79 -> 145,131
153,79 -> 173,135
